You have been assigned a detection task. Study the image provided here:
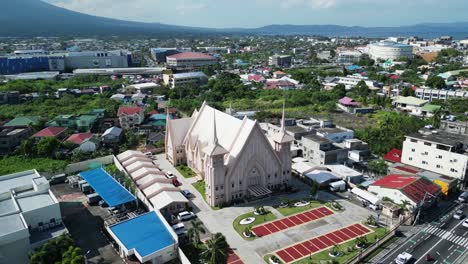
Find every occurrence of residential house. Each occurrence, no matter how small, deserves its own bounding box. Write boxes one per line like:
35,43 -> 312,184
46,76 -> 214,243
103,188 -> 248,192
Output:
273,71 -> 287,79
4,116 -> 41,128
117,106 -> 145,130
0,127 -> 33,154
101,127 -> 123,145
440,120 -> 468,135
66,133 -> 97,152
75,115 -> 98,132
392,96 -> 428,114
32,127 -> 67,140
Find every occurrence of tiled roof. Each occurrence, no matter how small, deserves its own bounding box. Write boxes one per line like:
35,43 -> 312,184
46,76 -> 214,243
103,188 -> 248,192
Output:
167,52 -> 215,60
33,127 -> 67,138
66,133 -> 93,145
118,106 -> 142,116
372,174 -> 418,189
383,148 -> 402,163
401,177 -> 440,203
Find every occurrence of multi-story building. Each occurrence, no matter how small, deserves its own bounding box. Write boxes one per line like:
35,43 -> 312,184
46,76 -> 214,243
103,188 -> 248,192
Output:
150,47 -> 191,63
64,50 -> 131,69
337,51 -> 362,64
337,76 -> 377,90
440,120 -> 468,136
0,170 -> 65,264
368,41 -> 414,60
301,134 -> 348,165
162,72 -> 208,89
166,52 -> 217,69
117,106 -> 145,130
401,129 -> 468,185
269,55 -> 292,67
316,127 -> 354,143
0,54 -> 64,74
415,88 -> 468,102
0,127 -> 33,155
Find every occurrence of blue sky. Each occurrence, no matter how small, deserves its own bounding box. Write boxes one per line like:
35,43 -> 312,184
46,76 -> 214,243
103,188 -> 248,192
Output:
44,0 -> 468,28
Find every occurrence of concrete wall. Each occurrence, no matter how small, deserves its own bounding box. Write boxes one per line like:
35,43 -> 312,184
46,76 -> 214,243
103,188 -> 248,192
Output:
21,202 -> 61,229
0,236 -> 30,264
64,155 -> 114,174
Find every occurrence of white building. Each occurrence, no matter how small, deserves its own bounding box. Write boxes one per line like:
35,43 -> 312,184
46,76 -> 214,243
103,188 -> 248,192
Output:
368,41 -> 414,60
316,127 -> 354,143
117,106 -> 145,130
401,130 -> 468,184
415,88 -> 468,102
64,50 -> 130,69
125,82 -> 158,94
166,52 -> 217,69
0,170 -> 65,264
392,96 -> 428,113
337,50 -> 362,64
166,102 -> 293,207
162,72 -> 208,89
337,76 -> 377,90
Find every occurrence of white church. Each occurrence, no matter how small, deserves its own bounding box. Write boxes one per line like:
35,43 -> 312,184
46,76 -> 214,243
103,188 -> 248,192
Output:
165,102 -> 293,207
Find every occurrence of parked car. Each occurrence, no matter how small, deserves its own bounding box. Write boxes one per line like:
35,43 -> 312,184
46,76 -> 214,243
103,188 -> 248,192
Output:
166,171 -> 175,179
458,192 -> 468,203
177,211 -> 196,221
462,219 -> 468,228
98,200 -> 108,208
181,189 -> 192,198
172,178 -> 181,187
171,223 -> 186,236
453,210 -> 465,220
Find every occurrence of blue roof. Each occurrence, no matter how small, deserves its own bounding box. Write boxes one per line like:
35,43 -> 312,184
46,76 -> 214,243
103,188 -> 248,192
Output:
109,211 -> 176,258
346,65 -> 362,71
80,168 -> 136,207
150,114 -> 173,120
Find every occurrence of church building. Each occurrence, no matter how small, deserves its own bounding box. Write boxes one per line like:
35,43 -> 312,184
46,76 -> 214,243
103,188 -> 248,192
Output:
165,102 -> 293,207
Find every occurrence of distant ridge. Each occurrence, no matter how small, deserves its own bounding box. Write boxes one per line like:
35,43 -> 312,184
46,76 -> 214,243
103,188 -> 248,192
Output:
1,0 -> 468,38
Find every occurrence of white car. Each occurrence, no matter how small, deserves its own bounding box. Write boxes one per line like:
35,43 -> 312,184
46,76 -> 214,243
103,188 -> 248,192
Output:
395,252 -> 412,264
166,171 -> 175,179
453,210 -> 465,220
462,219 -> 468,228
177,211 -> 196,221
171,223 -> 186,236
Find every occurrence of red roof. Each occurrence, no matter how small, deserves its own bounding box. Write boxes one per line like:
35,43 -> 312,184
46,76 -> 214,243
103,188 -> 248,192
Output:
33,127 -> 67,138
383,148 -> 402,163
148,110 -> 159,115
167,52 -> 215,60
118,106 -> 142,116
66,133 -> 93,145
372,174 -> 418,189
401,177 -> 440,204
248,75 -> 264,82
394,165 -> 421,174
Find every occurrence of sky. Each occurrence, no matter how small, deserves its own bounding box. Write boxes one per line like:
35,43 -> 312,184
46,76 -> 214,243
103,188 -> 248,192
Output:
44,0 -> 468,28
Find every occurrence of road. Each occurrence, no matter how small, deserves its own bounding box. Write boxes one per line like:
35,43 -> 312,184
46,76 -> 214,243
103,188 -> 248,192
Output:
379,203 -> 468,264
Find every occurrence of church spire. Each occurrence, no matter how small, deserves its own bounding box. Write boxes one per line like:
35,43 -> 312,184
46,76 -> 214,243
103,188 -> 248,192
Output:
281,101 -> 286,133
213,109 -> 219,145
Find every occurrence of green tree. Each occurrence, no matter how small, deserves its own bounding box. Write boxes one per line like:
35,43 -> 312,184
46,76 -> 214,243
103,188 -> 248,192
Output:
18,138 -> 37,157
401,87 -> 415,97
332,84 -> 347,98
309,180 -> 320,200
201,233 -> 229,264
36,137 -> 61,157
368,159 -> 388,176
354,80 -> 369,98
425,75 -> 446,89
187,220 -> 203,246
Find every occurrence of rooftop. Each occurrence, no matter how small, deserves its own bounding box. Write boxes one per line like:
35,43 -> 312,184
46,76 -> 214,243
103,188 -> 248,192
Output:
118,106 -> 142,116
108,211 -> 175,259
167,52 -> 215,60
383,148 -> 402,163
407,129 -> 467,147
16,193 -> 55,212
372,174 -> 418,189
66,133 -> 93,145
316,127 -> 348,134
0,197 -> 17,215
172,72 -> 207,79
4,116 -> 41,127
33,127 -> 67,138
0,170 -> 41,194
0,213 -> 26,237
303,134 -> 333,144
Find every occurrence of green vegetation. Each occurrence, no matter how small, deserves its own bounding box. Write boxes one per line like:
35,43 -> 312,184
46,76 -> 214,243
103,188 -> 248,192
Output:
201,233 -> 230,264
176,164 -> 196,178
180,242 -> 207,264
0,94 -> 121,121
192,180 -> 206,199
291,227 -> 387,264
105,164 -> 136,193
0,156 -> 68,175
425,75 -> 446,89
30,234 -> 84,264
367,159 -> 388,176
275,200 -> 325,216
355,111 -> 426,155
264,254 -> 284,264
232,211 -> 277,240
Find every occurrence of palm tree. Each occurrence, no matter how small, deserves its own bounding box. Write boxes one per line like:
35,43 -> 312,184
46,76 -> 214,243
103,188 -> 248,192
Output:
330,244 -> 341,257
355,236 -> 368,248
201,233 -> 228,264
187,220 -> 203,246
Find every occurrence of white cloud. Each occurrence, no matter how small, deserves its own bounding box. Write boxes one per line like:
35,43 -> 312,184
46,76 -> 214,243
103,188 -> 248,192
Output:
176,1 -> 207,15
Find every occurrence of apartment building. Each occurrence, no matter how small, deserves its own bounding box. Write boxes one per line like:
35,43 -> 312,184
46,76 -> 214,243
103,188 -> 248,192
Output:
415,88 -> 468,102
162,72 -> 208,89
301,135 -> 348,165
401,129 -> 468,185
269,55 -> 292,67
166,52 -> 217,69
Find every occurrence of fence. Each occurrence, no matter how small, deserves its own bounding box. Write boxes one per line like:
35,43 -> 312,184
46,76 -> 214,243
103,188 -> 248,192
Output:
64,155 -> 114,174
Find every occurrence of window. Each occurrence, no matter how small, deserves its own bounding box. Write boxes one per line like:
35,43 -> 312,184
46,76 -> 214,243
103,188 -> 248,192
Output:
232,183 -> 234,188
239,181 -> 242,185
267,174 -> 270,179
408,157 -> 413,161
411,148 -> 415,152
436,165 -> 441,168
422,161 -> 428,165
437,155 -> 442,159
424,142 -> 432,146
221,185 -> 223,190
275,173 -> 278,178
410,139 -> 418,143
215,186 -> 218,191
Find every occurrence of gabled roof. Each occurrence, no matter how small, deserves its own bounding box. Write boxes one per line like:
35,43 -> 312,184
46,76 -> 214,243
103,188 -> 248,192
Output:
4,116 -> 41,127
372,174 -> 417,189
66,133 -> 94,145
339,97 -> 360,106
401,177 -> 440,204
383,148 -> 402,163
421,104 -> 442,112
393,96 -> 427,106
102,127 -> 123,137
118,106 -> 142,116
33,127 -> 67,138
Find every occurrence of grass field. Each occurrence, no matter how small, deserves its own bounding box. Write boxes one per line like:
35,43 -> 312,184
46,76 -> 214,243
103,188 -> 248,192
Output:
176,164 -> 196,178
275,200 -> 325,216
233,211 -> 277,241
0,156 -> 68,175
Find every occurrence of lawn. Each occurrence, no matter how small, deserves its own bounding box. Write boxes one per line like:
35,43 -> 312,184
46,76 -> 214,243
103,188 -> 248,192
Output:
291,227 -> 388,264
176,164 -> 196,178
275,200 -> 325,216
233,211 -> 277,241
0,156 -> 68,175
191,180 -> 221,210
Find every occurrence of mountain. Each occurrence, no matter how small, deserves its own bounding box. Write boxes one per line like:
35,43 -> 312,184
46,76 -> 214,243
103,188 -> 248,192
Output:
0,0 -> 215,36
2,0 -> 468,39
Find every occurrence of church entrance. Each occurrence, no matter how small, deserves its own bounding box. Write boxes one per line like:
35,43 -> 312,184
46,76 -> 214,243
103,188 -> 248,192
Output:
246,167 -> 272,198
247,167 -> 261,186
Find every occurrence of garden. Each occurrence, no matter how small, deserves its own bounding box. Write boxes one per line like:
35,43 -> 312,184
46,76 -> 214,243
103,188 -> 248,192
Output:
176,164 -> 196,178
232,207 -> 277,240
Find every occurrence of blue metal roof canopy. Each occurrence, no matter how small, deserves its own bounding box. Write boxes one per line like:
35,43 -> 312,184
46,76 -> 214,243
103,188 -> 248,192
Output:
80,168 -> 136,207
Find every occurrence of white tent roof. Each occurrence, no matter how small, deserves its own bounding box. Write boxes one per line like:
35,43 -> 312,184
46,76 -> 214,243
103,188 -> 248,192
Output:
351,187 -> 381,205
117,150 -> 147,163
150,191 -> 188,210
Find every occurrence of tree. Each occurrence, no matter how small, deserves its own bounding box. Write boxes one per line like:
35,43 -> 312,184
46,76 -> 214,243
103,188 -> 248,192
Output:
36,137 -> 61,157
187,220 -> 203,246
368,159 -> 388,176
430,107 -> 443,128
332,84 -> 347,98
425,75 -> 446,89
354,80 -> 369,98
18,138 -> 36,157
401,87 -> 415,97
309,180 -> 320,200
399,200 -> 411,211
201,233 -> 229,264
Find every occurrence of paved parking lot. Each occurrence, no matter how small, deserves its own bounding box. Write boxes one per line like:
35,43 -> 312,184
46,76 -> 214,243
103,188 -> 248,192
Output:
51,183 -> 124,264
155,154 -> 378,264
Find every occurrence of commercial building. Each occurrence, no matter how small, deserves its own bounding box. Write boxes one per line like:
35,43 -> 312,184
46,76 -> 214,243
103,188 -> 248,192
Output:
0,170 -> 65,264
401,129 -> 468,185
0,54 -> 64,75
106,211 -> 178,264
337,51 -> 362,64
166,103 -> 293,207
269,55 -> 292,67
150,48 -> 191,63
64,50 -> 131,69
73,67 -> 165,76
125,82 -> 159,94
162,72 -> 208,89
368,41 -> 414,60
368,174 -> 440,210
415,88 -> 468,102
166,52 -> 217,69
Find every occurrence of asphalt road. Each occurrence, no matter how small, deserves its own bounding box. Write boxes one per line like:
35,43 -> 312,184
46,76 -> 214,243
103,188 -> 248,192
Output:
379,203 -> 468,264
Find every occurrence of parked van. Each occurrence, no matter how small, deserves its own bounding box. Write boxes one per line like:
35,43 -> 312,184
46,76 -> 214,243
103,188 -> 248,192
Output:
177,211 -> 195,221
172,223 -> 186,236
329,180 -> 346,192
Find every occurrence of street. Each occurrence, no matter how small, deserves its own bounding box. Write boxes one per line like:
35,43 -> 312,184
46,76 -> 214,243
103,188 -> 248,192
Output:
379,203 -> 468,264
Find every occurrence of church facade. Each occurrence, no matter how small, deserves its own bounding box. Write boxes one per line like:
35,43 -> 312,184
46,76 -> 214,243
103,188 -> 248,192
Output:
165,102 -> 293,206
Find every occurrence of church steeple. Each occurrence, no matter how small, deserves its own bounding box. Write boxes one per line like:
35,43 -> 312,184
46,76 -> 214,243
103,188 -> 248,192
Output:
203,108 -> 228,156
281,101 -> 286,133
273,101 -> 293,144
